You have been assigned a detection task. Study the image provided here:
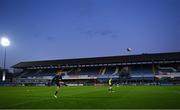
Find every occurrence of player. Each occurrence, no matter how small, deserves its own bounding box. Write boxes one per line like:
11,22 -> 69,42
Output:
51,71 -> 63,98
108,78 -> 113,92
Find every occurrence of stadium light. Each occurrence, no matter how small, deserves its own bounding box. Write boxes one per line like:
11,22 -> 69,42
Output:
1,37 -> 10,47
0,37 -> 10,81
126,48 -> 132,52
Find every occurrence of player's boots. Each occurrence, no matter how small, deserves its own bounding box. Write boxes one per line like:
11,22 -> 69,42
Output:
54,95 -> 57,98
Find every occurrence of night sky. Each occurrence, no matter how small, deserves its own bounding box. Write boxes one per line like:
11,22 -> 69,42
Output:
0,0 -> 180,68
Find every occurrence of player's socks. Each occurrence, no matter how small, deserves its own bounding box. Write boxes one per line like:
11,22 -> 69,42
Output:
55,91 -> 58,95
54,91 -> 58,98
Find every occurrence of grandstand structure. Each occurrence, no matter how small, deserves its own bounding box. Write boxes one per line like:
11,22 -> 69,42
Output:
12,52 -> 180,86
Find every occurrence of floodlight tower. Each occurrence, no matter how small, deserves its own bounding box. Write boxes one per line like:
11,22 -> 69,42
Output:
126,47 -> 132,63
0,37 -> 10,81
126,48 -> 132,52
126,48 -> 133,84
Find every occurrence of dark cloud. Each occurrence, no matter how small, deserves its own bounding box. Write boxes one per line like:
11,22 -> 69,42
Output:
99,30 -> 113,36
46,36 -> 56,41
33,32 -> 42,38
84,30 -> 119,38
78,0 -> 94,17
32,32 -> 56,41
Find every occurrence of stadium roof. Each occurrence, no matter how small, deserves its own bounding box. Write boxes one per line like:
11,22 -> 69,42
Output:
12,52 -> 180,69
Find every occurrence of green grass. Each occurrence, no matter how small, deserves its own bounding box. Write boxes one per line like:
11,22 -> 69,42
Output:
0,86 -> 180,109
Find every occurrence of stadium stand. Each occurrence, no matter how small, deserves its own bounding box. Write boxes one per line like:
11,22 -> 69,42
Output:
11,52 -> 180,86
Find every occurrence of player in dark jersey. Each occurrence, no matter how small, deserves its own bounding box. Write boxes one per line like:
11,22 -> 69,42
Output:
51,71 -> 63,98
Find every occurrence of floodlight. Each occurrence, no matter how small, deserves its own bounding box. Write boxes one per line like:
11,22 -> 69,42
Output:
1,37 -> 10,47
